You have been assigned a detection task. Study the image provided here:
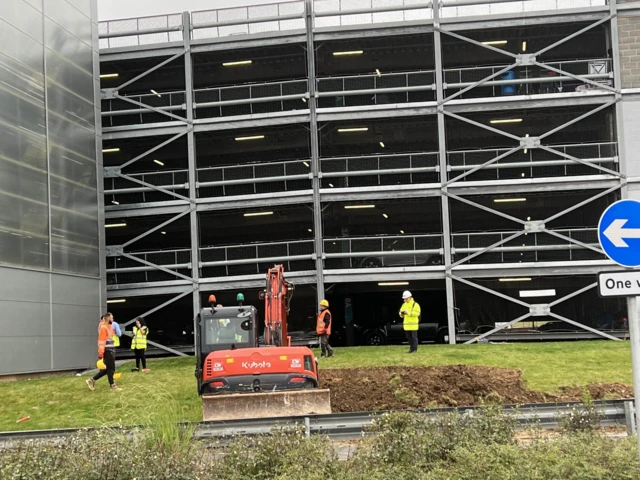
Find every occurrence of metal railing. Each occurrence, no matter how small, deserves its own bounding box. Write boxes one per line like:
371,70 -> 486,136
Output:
320,152 -> 440,187
447,142 -> 618,182
99,14 -> 183,49
98,1 -> 608,50
452,227 -> 605,264
191,1 -> 305,40
444,59 -> 613,99
106,229 -> 603,285
102,91 -> 187,128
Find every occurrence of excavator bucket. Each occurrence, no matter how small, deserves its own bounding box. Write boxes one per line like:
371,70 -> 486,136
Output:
202,389 -> 331,421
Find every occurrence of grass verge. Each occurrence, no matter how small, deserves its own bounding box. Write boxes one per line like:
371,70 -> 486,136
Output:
0,340 -> 631,432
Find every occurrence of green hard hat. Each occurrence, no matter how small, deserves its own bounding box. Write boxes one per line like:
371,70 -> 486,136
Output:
237,293 -> 245,302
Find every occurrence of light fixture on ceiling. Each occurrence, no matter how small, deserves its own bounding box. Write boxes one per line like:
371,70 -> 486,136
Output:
161,231 -> 167,235
303,161 -> 310,167
333,50 -> 363,56
153,159 -> 164,166
338,127 -> 368,133
498,277 -> 532,282
235,135 -> 265,141
302,97 -> 307,103
102,148 -> 120,153
383,213 -> 389,219
481,40 -> 507,46
522,41 -> 527,52
344,205 -> 375,209
223,60 -> 252,66
308,228 -> 312,232
493,198 -> 526,203
375,68 -> 381,77
519,289 -> 556,298
243,211 -> 274,217
105,223 -> 126,228
150,89 -> 161,97
107,299 -> 126,304
526,216 -> 531,221
100,73 -> 119,79
112,200 -> 120,205
490,118 -> 522,124
328,183 -> 334,187
378,282 -> 409,286
400,230 -> 405,234
379,141 -> 385,148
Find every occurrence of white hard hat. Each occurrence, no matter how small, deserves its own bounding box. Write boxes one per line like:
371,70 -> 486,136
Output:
402,290 -> 412,299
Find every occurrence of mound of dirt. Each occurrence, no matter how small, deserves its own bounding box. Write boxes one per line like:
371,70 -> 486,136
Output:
319,365 -> 631,412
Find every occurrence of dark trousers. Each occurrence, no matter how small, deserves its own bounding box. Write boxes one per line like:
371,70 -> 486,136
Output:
405,330 -> 418,351
320,334 -> 334,356
93,349 -> 116,385
134,348 -> 147,369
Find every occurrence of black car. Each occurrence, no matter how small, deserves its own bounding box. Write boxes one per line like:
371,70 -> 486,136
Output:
362,316 -> 448,345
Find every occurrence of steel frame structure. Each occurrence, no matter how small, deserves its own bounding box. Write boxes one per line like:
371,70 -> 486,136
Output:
100,0 -> 632,350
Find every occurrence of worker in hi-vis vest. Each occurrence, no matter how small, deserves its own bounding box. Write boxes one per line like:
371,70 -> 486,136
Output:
131,317 -> 150,372
316,299 -> 334,358
399,290 -> 421,354
86,313 -> 120,391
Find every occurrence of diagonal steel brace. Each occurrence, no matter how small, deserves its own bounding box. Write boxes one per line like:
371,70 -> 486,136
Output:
117,173 -> 192,203
464,313 -> 532,344
120,131 -> 188,170
122,209 -> 191,248
115,94 -> 190,124
543,229 -> 604,255
122,252 -> 194,282
115,50 -> 186,91
120,290 -> 194,329
549,312 -> 621,341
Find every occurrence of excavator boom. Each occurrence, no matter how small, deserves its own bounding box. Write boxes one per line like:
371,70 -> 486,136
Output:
262,264 -> 292,347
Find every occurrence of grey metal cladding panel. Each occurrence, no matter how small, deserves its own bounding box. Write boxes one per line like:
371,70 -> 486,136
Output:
0,337 -> 51,374
45,18 -> 93,75
51,273 -> 100,307
0,19 -> 45,75
24,0 -> 43,12
0,299 -> 51,337
52,335 -> 94,370
0,0 -> 44,43
46,48 -> 94,103
46,83 -> 94,131
47,114 -> 96,162
51,303 -> 99,336
0,267 -> 49,301
0,89 -> 46,137
622,99 -> 640,178
44,0 -> 92,47
65,0 -> 91,17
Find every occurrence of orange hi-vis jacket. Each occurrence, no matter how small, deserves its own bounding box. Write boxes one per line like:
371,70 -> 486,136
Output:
98,322 -> 115,356
316,309 -> 331,335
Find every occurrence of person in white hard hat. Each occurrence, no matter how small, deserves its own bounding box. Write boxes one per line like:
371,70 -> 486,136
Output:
399,290 -> 421,354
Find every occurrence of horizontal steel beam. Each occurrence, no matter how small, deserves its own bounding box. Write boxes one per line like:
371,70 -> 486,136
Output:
314,2 -> 431,18
100,25 -> 183,39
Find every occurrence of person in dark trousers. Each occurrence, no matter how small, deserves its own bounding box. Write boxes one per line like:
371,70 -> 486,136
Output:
131,317 -> 150,372
399,290 -> 421,354
316,299 -> 334,358
86,313 -> 121,391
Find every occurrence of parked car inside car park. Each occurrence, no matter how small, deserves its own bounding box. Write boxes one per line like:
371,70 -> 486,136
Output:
362,316 -> 448,345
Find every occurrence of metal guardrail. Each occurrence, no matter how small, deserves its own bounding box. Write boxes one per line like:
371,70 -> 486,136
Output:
106,227 -> 602,285
97,0 -> 608,49
0,399 -> 630,443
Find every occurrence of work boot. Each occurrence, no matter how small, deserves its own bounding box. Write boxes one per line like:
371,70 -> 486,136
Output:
142,368 -> 151,373
85,378 -> 95,391
409,349 -> 417,354
328,353 -> 335,358
131,368 -> 139,372
110,384 -> 121,392
320,353 -> 327,358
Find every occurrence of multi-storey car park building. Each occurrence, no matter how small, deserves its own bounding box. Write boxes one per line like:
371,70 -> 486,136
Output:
98,0 -> 640,354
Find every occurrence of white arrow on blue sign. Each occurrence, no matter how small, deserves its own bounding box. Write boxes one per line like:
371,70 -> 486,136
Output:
598,199 -> 640,267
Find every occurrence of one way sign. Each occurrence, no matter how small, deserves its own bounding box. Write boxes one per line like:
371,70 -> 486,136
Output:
598,199 -> 640,267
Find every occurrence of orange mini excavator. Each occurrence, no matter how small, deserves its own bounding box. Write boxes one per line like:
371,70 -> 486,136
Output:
194,265 -> 331,421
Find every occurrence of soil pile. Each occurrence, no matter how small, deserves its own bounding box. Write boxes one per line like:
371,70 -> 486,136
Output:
319,365 -> 631,412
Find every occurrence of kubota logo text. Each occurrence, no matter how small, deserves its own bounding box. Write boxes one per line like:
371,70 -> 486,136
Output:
242,361 -> 271,369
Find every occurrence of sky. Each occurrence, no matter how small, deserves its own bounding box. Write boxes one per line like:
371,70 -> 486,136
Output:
98,0 -> 282,21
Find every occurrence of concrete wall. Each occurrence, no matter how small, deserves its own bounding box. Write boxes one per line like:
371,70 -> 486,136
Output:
0,0 -> 103,375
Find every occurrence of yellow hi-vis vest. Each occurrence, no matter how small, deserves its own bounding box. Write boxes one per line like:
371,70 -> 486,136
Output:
399,299 -> 421,331
112,334 -> 120,347
131,326 -> 149,350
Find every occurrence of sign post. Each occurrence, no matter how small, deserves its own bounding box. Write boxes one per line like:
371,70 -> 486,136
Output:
598,199 -> 640,448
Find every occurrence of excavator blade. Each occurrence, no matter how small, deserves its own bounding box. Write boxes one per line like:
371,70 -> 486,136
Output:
202,389 -> 331,421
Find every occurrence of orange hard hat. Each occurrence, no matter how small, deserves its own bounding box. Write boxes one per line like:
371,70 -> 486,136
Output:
208,294 -> 217,304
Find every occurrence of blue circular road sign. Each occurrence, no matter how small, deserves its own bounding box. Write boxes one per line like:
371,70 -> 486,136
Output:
598,199 -> 640,268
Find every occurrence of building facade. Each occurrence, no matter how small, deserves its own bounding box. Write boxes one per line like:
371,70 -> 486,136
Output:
99,0 -> 640,352
0,0 -> 105,374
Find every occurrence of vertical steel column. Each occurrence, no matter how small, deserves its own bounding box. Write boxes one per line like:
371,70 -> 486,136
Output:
433,2 -> 457,344
305,0 -> 325,308
183,12 -> 201,320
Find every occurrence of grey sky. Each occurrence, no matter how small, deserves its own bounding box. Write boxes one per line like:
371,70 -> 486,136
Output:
98,0 -> 280,21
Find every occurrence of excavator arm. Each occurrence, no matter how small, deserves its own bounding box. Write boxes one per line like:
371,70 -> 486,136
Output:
261,264 -> 294,347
